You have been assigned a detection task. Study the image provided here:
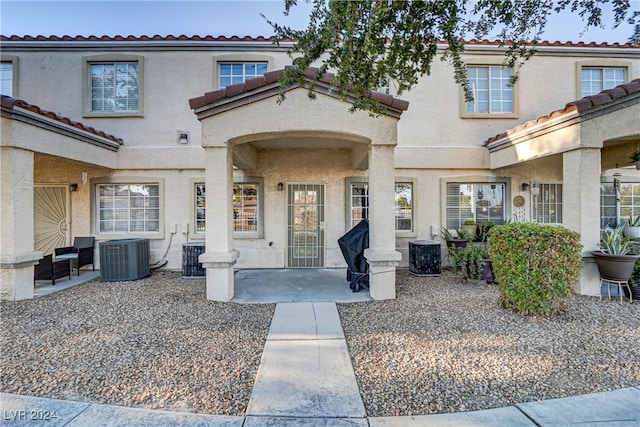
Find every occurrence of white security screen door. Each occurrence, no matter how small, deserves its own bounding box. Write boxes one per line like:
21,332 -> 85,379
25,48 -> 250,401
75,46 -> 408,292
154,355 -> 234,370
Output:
287,184 -> 325,268
34,185 -> 70,255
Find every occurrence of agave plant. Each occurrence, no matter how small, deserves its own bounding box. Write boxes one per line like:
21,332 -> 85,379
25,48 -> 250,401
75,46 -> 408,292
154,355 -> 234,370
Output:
599,225 -> 635,255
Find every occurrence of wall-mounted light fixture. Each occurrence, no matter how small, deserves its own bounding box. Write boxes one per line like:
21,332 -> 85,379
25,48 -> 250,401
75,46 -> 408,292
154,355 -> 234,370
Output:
530,183 -> 540,197
277,183 -> 284,191
69,183 -> 78,192
178,131 -> 189,144
521,183 -> 530,191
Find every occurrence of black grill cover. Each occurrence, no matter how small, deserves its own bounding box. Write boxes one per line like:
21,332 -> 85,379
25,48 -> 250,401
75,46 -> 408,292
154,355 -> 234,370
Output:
338,219 -> 369,292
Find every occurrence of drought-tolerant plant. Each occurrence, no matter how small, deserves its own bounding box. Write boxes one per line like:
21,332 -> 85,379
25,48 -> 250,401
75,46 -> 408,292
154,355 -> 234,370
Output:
599,225 -> 634,255
488,223 -> 582,316
629,214 -> 640,227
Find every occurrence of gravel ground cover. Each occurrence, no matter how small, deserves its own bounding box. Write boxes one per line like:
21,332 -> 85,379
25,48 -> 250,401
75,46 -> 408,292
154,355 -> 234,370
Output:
337,268 -> 640,417
0,272 -> 274,415
3,269 -> 639,418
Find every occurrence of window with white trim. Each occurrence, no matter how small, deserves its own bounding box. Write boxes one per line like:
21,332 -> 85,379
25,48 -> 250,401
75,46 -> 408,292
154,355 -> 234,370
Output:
348,181 -> 413,232
195,183 -> 206,233
218,62 -> 268,88
350,182 -> 369,228
1,61 -> 13,96
601,181 -> 640,229
395,183 -> 413,231
194,182 -> 262,236
98,184 -> 159,233
581,67 -> 626,97
466,66 -> 513,114
89,62 -> 139,112
446,183 -> 505,229
531,183 -> 562,224
233,183 -> 259,232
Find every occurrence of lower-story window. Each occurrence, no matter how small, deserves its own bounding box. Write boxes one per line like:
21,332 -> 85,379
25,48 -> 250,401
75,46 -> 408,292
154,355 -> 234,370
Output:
194,181 -> 262,237
446,182 -> 505,229
233,183 -> 259,232
532,183 -> 562,224
98,183 -> 160,233
601,181 -> 640,229
348,181 -> 414,232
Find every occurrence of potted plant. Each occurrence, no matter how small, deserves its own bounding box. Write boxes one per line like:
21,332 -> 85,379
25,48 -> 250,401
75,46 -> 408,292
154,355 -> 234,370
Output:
623,214 -> 640,238
462,218 -> 477,241
592,225 -> 640,282
629,259 -> 640,300
441,226 -> 468,249
449,243 -> 490,284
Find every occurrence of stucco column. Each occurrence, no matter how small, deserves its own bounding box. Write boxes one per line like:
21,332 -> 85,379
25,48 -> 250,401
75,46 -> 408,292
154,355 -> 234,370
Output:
364,143 -> 401,300
563,148 -> 601,296
0,147 -> 42,300
199,145 -> 239,301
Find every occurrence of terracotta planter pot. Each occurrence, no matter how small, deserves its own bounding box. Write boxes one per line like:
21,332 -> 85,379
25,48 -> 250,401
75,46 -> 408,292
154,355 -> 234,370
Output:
592,251 -> 640,282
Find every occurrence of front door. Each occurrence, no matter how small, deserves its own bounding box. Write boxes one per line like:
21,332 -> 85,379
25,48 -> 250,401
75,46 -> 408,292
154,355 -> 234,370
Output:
34,185 -> 70,255
287,183 -> 325,268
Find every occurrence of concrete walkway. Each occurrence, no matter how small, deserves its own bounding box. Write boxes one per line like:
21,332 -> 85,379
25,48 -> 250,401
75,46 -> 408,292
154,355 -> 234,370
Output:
3,270 -> 640,426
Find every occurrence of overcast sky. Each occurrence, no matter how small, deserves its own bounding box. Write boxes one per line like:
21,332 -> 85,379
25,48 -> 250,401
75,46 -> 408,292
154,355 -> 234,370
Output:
0,0 -> 637,43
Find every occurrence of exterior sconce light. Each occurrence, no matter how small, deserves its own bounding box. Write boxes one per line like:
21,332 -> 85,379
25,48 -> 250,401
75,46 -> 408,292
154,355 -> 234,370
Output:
178,132 -> 189,144
521,183 -> 530,191
530,183 -> 540,197
69,183 -> 78,192
277,183 -> 284,191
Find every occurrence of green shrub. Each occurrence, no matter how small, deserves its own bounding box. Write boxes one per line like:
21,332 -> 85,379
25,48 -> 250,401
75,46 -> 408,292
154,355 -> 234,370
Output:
449,244 -> 488,280
488,223 -> 582,316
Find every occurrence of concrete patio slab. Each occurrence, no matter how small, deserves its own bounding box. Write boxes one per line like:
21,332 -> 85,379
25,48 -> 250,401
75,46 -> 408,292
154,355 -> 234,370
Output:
34,271 -> 100,297
517,387 -> 640,426
232,269 -> 372,303
369,406 -> 536,426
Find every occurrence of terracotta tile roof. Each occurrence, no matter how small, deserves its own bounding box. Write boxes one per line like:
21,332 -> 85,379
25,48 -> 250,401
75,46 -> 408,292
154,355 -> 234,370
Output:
189,66 -> 410,112
1,35 -> 636,48
485,78 -> 640,145
1,95 -> 124,145
0,34 -> 291,42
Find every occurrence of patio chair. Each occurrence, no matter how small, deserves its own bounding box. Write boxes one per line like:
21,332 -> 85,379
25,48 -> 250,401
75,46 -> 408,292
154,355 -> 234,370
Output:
34,254 -> 71,285
55,236 -> 95,276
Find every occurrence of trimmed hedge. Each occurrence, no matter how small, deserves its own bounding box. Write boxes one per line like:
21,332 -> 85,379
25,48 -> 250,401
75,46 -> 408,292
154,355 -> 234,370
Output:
488,223 -> 582,316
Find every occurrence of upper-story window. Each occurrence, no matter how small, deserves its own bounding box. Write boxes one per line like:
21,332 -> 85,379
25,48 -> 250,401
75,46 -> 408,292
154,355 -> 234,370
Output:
1,61 -> 13,96
83,54 -> 144,117
581,67 -> 626,97
90,62 -> 139,112
218,62 -> 268,88
466,66 -> 513,114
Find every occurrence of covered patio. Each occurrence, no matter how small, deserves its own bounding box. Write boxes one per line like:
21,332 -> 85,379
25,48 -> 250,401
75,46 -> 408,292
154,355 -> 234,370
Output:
189,67 -> 409,302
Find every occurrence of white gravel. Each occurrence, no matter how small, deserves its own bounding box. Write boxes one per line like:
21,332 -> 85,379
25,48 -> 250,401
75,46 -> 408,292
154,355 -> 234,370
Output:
337,268 -> 640,417
2,269 -> 639,418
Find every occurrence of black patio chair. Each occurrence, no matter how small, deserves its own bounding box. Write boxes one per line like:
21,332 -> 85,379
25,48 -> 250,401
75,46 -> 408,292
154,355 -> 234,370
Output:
34,254 -> 71,285
55,236 -> 95,276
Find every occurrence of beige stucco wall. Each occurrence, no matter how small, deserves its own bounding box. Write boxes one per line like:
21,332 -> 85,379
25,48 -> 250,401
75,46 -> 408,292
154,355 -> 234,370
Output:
2,40 -> 639,297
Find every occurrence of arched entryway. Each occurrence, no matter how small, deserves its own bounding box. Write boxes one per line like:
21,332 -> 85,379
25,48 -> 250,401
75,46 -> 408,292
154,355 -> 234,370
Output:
190,68 -> 409,301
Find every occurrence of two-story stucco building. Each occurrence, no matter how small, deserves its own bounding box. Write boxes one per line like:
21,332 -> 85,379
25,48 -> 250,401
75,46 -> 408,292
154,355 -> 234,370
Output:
1,34 -> 639,301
